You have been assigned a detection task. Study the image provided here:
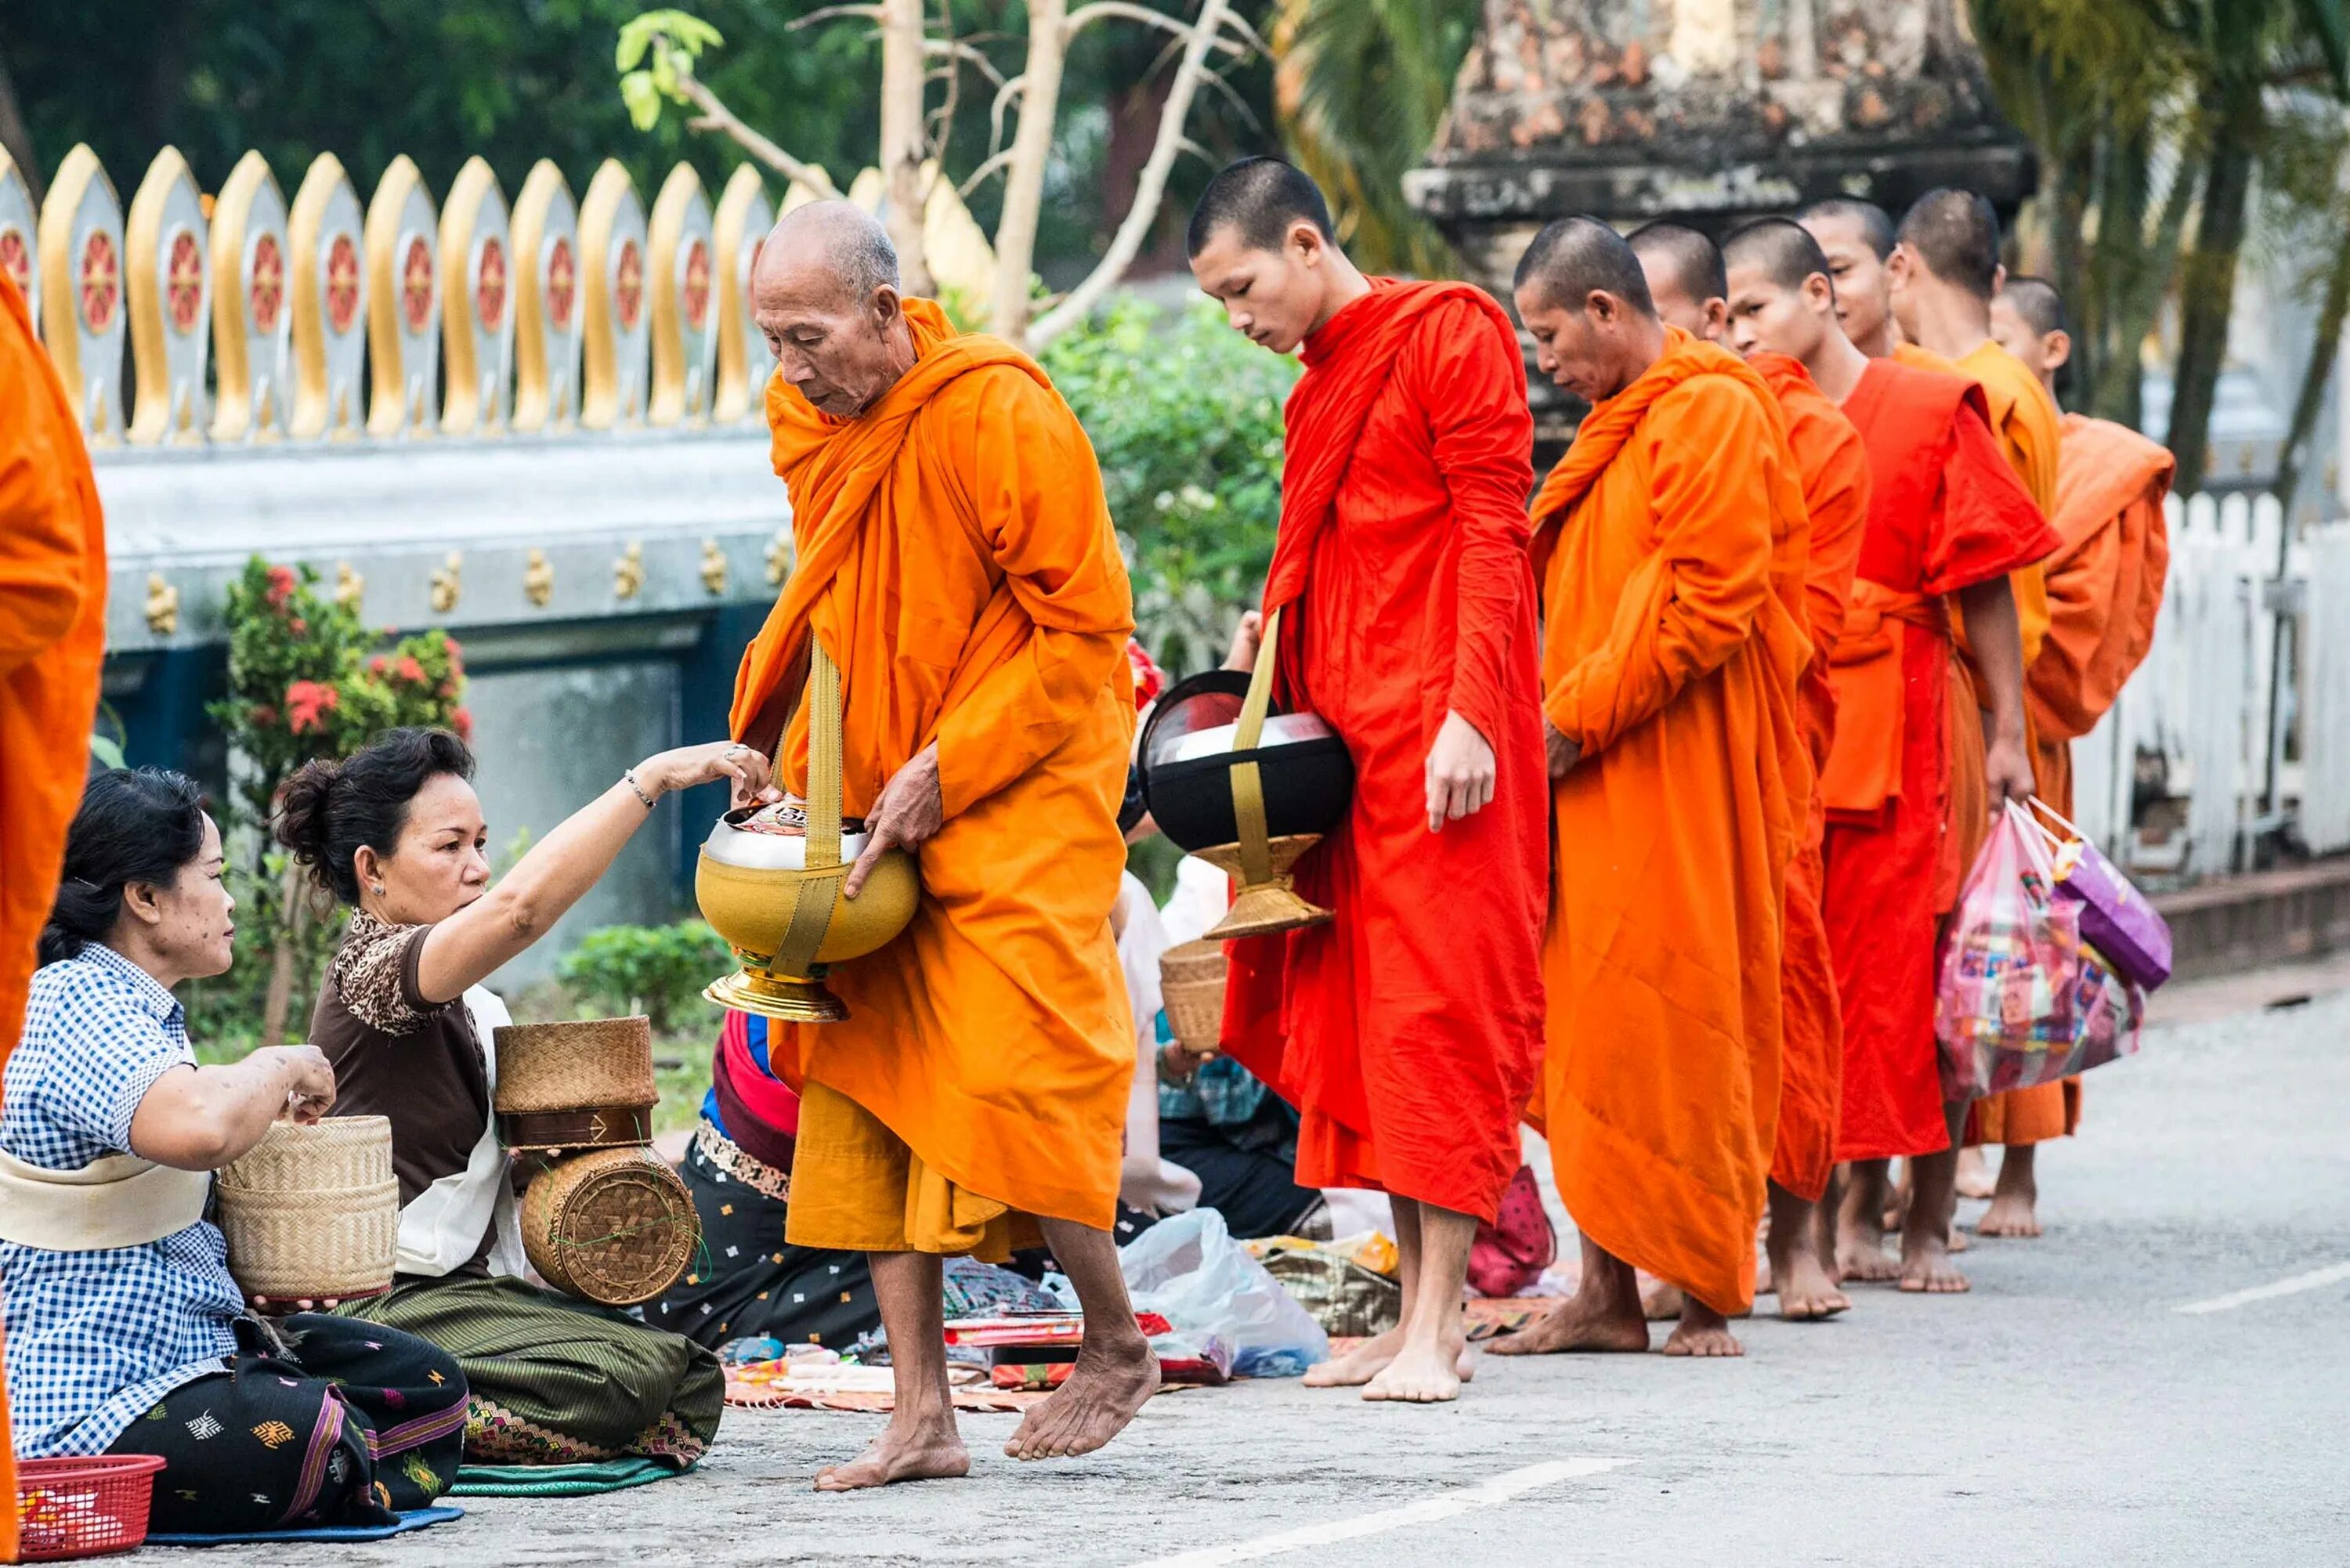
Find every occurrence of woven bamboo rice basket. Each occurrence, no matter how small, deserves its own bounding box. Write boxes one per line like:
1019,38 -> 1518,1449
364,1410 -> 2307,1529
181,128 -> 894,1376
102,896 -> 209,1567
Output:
494,1015 -> 657,1123
1159,939 -> 1228,1054
215,1116 -> 398,1302
521,1147 -> 698,1307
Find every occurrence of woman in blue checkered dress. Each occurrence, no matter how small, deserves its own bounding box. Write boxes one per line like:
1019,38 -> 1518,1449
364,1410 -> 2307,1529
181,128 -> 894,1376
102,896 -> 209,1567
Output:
1,768 -> 467,1534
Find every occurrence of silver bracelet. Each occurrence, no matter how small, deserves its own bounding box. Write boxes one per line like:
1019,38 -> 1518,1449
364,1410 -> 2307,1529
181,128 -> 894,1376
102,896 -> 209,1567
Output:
623,768 -> 657,808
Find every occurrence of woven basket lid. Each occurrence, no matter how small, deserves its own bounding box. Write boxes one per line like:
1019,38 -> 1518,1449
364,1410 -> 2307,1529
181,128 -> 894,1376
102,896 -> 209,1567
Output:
494,1016 -> 657,1115
520,1146 -> 696,1306
217,1115 -> 394,1194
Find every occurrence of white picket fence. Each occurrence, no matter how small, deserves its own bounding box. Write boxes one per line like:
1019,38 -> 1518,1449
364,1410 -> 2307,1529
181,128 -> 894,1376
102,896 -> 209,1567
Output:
2070,490 -> 2350,875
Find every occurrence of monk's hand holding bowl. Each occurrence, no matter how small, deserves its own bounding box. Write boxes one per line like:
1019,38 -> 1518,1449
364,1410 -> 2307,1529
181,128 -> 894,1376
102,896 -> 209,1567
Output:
844,741 -> 943,899
1544,723 -> 1582,781
1425,710 -> 1498,832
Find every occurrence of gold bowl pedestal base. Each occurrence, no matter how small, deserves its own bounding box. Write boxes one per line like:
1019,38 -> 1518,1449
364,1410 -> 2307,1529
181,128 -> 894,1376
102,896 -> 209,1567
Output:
704,960 -> 848,1024
1194,835 -> 1334,941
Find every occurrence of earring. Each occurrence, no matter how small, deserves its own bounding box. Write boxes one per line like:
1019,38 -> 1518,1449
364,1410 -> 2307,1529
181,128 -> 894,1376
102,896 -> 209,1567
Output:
370,883 -> 385,897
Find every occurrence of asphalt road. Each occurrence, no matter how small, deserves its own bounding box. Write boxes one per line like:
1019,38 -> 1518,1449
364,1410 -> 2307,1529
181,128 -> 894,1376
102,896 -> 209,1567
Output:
146,968 -> 2350,1568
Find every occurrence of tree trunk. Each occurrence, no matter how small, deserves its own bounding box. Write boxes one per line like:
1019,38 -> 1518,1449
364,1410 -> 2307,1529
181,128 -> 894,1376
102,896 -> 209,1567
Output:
879,0 -> 934,297
2167,96 -> 2260,495
988,0 -> 1069,338
261,861 -> 304,1046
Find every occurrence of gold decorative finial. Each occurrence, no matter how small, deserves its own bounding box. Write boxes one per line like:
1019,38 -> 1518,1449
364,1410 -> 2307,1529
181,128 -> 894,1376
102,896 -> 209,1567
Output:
334,562 -> 365,613
429,551 -> 463,614
763,528 -> 791,587
143,573 -> 180,635
613,541 -> 646,600
699,538 -> 728,596
524,548 -> 555,608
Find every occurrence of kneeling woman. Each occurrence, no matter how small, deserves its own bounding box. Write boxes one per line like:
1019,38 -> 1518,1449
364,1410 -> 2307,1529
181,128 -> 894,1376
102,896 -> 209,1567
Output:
2,769 -> 465,1534
277,727 -> 765,1469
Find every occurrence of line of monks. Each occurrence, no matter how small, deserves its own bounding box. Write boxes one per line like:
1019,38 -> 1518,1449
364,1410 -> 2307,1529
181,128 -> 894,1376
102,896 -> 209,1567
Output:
0,158 -> 2173,1502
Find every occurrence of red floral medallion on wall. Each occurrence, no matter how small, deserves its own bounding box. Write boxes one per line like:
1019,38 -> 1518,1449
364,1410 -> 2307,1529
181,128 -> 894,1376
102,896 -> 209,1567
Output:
0,227 -> 30,302
615,238 -> 643,332
476,235 -> 507,332
167,229 -> 204,334
547,237 -> 576,331
401,235 -> 433,334
248,234 -> 284,334
79,229 -> 119,334
326,234 -> 360,334
683,238 -> 711,331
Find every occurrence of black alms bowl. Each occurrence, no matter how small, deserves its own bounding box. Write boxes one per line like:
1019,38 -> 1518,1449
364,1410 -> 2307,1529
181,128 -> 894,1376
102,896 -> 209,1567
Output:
1137,670 -> 1354,854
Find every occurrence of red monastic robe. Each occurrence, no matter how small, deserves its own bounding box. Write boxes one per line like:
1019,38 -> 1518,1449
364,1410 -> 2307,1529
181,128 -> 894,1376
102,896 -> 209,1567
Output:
1220,280 -> 1547,1223
1823,359 -> 2058,1162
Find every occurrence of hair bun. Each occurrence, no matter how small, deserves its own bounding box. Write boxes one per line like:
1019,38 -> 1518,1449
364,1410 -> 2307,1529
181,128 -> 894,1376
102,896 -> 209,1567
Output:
273,757 -> 343,868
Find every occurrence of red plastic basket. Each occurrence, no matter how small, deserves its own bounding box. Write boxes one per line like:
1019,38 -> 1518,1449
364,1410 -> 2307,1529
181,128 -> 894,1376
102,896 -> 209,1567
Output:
13,1454 -> 166,1562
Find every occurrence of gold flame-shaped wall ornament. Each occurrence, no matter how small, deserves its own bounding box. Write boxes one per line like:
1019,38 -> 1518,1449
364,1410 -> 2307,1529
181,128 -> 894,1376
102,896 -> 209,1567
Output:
208,151 -> 291,443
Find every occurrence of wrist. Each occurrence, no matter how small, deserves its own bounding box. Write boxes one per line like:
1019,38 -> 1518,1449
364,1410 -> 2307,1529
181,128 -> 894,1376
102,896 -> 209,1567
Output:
625,764 -> 666,804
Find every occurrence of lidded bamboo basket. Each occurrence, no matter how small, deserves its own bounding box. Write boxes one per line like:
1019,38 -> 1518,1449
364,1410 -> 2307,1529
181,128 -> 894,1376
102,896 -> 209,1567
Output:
520,1146 -> 698,1306
216,1116 -> 399,1302
494,1016 -> 658,1151
1159,939 -> 1228,1055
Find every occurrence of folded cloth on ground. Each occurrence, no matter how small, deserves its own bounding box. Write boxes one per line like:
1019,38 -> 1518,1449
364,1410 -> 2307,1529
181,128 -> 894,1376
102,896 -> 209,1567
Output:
449,1459 -> 690,1497
146,1507 -> 465,1545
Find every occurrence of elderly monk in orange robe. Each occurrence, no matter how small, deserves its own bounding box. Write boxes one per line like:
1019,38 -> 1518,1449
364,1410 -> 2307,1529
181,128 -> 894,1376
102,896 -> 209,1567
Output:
1795,201 -> 2055,1291
0,269 -> 109,1555
1489,218 -> 1810,1361
729,202 -> 1153,1489
1629,221 -> 1871,1323
1969,274 -> 2175,1235
1189,159 -> 1546,1404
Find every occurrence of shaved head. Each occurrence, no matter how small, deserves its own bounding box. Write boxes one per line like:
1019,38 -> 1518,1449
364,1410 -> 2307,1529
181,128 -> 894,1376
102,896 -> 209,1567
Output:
1515,216 -> 1654,316
750,199 -> 915,418
1998,274 -> 2065,337
1990,273 -> 2070,397
1797,198 -> 1895,262
1723,218 -> 1834,296
1187,157 -> 1333,258
1896,188 -> 2001,301
1628,222 -> 1726,308
756,199 -> 898,306
1799,200 -> 1896,356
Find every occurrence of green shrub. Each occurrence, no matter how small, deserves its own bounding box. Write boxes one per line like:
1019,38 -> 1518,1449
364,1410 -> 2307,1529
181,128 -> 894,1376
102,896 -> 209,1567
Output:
1044,298 -> 1299,675
557,920 -> 735,1034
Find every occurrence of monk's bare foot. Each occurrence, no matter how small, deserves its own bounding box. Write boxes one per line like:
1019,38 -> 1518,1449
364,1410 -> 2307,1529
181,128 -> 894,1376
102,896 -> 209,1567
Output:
1897,1230 -> 1971,1294
1303,1325 -> 1473,1387
815,1414 -> 969,1491
1488,1292 -> 1650,1355
1755,1254 -> 1773,1295
1835,1216 -> 1902,1284
1639,1272 -> 1687,1321
1976,1184 -> 2042,1237
1003,1336 -> 1158,1461
1661,1300 -> 1744,1357
1955,1145 -> 1995,1200
1770,1245 -> 1849,1321
1947,1225 -> 1972,1252
1361,1324 -> 1470,1404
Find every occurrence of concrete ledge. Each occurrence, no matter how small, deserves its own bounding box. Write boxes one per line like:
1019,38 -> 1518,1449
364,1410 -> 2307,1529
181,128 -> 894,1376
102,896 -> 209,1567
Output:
2153,860 -> 2350,981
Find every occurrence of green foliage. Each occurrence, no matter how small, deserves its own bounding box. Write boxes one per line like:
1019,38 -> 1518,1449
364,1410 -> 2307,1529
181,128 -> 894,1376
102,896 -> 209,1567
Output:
1043,298 -> 1299,675
557,919 -> 734,1033
616,9 -> 725,132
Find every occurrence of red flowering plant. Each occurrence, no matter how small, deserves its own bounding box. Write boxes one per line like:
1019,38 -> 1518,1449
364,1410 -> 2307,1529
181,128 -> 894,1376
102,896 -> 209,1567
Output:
197,557 -> 470,1042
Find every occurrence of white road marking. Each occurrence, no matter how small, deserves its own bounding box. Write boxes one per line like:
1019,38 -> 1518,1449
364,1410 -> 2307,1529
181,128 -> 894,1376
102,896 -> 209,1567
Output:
2175,1260 -> 2350,1314
1122,1457 -> 1631,1568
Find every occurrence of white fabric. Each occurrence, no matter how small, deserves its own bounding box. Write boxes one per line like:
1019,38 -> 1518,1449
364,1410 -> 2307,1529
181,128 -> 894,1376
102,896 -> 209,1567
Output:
1159,854 -> 1234,947
0,1146 -> 210,1251
1114,871 -> 1200,1217
392,985 -> 527,1278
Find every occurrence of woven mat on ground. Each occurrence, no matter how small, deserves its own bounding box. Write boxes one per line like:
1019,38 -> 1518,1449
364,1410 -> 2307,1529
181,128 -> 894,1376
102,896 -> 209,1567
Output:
725,1380 -> 1199,1413
449,1458 -> 690,1497
146,1505 -> 464,1545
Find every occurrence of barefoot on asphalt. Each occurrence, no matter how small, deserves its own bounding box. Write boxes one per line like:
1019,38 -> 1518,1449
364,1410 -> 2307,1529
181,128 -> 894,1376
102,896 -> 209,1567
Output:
1661,1300 -> 1744,1357
1488,1292 -> 1650,1355
1955,1145 -> 1995,1200
1361,1331 -> 1469,1404
815,1418 -> 971,1491
1897,1231 -> 1971,1293
1003,1342 -> 1159,1461
1976,1187 -> 2043,1237
1768,1238 -> 1849,1321
1304,1325 -> 1473,1387
1835,1217 -> 1903,1284
1638,1272 -> 1687,1321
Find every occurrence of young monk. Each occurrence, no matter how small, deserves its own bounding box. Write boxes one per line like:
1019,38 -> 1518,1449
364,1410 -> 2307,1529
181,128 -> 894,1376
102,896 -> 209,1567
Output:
1631,221 -> 1870,1321
1972,275 -> 2174,1236
1491,217 -> 1809,1360
1188,158 -> 1547,1403
1789,205 -> 2058,1290
731,201 -> 1155,1486
0,269 -> 108,1537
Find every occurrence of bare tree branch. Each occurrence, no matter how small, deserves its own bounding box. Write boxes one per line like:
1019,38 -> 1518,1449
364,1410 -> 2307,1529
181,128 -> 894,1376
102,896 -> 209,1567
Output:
1064,0 -> 1246,59
788,3 -> 884,31
989,74 -> 1029,156
1199,59 -> 1260,131
1029,0 -> 1235,349
988,0 -> 1070,337
959,147 -> 1020,197
675,67 -> 841,197
924,37 -> 1007,89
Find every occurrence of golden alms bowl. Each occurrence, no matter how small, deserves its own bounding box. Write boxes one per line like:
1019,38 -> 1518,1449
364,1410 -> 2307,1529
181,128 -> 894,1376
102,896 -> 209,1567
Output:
695,808 -> 920,1023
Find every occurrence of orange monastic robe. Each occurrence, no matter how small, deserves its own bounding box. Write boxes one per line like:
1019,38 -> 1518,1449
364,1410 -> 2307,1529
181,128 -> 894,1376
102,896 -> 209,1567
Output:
1751,352 -> 1871,1203
0,273 -> 107,1555
1529,330 -> 1811,1313
1825,359 -> 2057,1162
1970,413 -> 2174,1147
729,298 -> 1137,1246
1220,280 -> 1547,1224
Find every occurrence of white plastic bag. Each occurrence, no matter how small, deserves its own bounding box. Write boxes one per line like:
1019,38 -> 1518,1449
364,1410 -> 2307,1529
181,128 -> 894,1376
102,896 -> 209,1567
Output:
1119,1208 -> 1329,1376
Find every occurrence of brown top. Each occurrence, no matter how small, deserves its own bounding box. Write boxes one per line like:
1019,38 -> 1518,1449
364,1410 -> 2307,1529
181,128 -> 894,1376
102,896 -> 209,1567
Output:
312,911 -> 495,1280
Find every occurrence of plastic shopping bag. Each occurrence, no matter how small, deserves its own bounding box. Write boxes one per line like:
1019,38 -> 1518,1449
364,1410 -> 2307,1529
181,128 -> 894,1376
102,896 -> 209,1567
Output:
2030,797 -> 2175,990
1119,1208 -> 1329,1377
